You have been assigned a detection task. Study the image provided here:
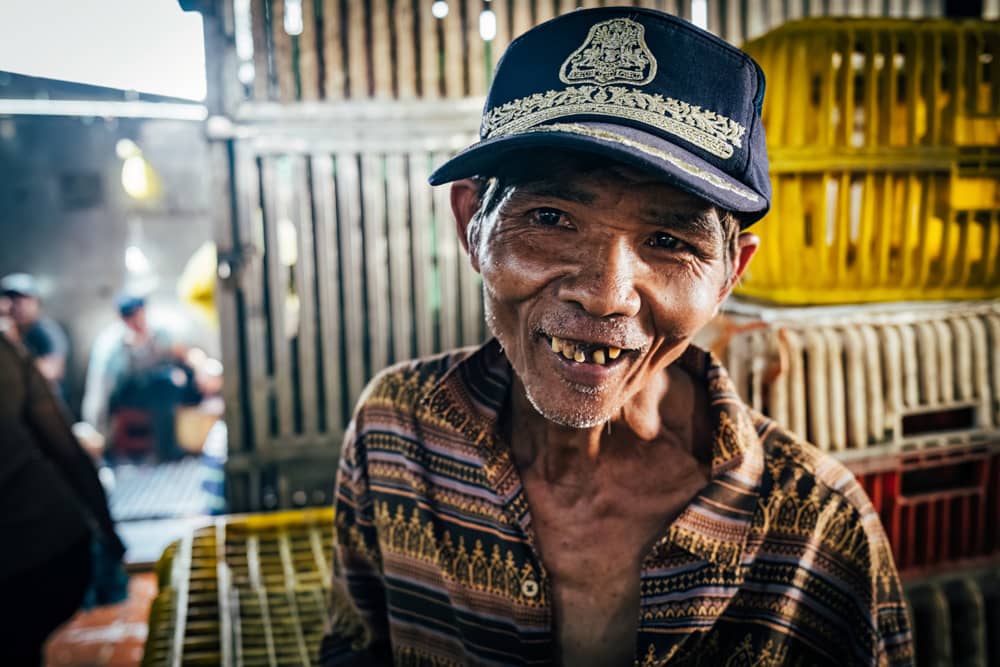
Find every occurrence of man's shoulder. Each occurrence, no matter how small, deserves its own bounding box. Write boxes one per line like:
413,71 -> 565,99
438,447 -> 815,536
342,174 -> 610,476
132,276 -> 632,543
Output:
25,317 -> 68,356
754,416 -> 885,551
354,345 -> 481,418
758,420 -> 857,496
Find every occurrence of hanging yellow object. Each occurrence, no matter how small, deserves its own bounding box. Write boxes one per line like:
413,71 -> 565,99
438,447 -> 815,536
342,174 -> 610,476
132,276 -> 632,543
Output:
177,242 -> 218,328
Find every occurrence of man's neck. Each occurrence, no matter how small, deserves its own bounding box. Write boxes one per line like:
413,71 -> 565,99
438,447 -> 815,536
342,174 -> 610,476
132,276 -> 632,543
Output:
14,318 -> 37,335
505,365 -> 706,487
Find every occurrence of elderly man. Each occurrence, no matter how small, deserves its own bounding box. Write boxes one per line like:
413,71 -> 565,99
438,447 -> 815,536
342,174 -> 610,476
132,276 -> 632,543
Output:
321,8 -> 912,666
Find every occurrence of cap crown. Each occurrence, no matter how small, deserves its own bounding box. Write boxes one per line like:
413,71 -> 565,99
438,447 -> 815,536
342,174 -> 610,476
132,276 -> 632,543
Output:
481,7 -> 771,206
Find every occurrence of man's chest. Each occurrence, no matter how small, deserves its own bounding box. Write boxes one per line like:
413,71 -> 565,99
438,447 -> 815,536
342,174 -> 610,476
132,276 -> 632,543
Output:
520,457 -> 710,665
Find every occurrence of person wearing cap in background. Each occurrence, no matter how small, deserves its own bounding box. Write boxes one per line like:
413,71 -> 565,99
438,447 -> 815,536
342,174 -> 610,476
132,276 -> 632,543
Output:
81,294 -> 197,462
1,272 -> 70,393
321,8 -> 912,667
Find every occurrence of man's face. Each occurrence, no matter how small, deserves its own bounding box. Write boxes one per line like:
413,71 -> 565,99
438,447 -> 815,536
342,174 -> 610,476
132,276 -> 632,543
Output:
123,307 -> 148,334
8,294 -> 39,327
462,163 -> 753,428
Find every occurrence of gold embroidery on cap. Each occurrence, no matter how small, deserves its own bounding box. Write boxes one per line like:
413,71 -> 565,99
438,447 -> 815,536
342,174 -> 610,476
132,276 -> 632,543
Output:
523,122 -> 761,204
482,86 -> 745,159
559,18 -> 657,86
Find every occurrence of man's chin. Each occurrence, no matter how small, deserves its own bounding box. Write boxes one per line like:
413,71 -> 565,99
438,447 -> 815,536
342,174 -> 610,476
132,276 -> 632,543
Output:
522,384 -> 616,429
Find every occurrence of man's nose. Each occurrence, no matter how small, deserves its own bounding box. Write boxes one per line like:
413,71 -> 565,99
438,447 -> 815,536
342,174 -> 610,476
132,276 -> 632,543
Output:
556,237 -> 641,318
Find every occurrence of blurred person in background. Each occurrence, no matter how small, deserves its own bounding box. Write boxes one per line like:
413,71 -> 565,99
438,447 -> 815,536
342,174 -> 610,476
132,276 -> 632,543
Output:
1,272 -> 69,395
0,292 -> 12,340
0,330 -> 125,666
82,294 -> 201,462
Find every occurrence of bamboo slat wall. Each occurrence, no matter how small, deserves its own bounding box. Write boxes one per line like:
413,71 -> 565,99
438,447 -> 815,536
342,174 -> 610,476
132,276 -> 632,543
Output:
222,140 -> 484,452
230,0 -> 951,107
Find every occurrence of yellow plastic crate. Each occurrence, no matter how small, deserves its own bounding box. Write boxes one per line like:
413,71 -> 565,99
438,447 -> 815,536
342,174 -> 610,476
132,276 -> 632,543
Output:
744,19 -> 1000,152
142,508 -> 335,667
737,19 -> 1000,304
738,151 -> 1000,304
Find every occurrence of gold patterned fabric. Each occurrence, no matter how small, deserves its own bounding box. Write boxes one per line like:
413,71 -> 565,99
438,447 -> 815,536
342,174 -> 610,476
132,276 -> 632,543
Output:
319,340 -> 913,666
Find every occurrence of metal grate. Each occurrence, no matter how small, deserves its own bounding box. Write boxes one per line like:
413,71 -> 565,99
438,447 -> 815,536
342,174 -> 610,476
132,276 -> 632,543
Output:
110,458 -> 211,522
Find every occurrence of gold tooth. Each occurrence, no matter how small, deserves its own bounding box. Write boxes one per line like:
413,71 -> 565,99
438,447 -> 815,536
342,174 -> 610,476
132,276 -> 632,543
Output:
574,348 -> 586,363
592,349 -> 606,365
607,347 -> 621,360
551,336 -> 561,353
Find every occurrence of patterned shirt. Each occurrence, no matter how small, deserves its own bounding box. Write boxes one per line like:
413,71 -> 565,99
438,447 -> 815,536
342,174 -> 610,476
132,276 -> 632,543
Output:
320,340 -> 913,666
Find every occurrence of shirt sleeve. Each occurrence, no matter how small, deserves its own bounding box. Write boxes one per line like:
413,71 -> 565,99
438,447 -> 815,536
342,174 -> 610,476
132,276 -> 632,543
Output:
82,331 -> 120,434
319,421 -> 391,666
869,532 -> 915,667
44,319 -> 69,358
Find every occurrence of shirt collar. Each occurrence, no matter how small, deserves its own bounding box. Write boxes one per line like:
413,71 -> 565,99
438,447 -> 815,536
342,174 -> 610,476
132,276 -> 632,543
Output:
418,338 -> 765,567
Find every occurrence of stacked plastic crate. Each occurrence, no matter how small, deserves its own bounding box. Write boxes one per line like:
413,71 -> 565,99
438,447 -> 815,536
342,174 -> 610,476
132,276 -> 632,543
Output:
706,18 -> 1000,662
142,509 -> 334,666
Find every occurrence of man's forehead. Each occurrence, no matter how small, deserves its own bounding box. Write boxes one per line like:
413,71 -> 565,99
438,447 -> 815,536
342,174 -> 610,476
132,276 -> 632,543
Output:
506,163 -> 719,215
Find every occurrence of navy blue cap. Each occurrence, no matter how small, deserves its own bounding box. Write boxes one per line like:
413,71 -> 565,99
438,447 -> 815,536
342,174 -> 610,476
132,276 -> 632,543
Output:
117,294 -> 146,318
429,7 -> 771,225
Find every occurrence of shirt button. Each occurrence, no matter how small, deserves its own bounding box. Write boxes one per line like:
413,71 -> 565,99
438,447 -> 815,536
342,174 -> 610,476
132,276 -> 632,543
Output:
521,579 -> 539,598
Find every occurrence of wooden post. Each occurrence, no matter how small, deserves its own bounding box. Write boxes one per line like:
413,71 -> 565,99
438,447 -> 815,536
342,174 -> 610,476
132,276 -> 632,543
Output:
432,152 -> 459,350
409,154 -> 436,356
260,157 -> 295,439
211,140 -> 245,455
290,156 -> 319,437
386,154 -> 415,362
372,0 -> 395,97
467,0 -> 488,96
335,154 -> 368,410
361,153 -> 391,375
251,0 -> 272,100
419,0 -> 441,99
234,145 -> 272,451
347,0 -> 369,98
322,0 -> 345,98
395,0 -> 419,98
442,0 -> 465,97
299,0 -> 320,99
309,155 -> 345,431
272,0 -> 298,101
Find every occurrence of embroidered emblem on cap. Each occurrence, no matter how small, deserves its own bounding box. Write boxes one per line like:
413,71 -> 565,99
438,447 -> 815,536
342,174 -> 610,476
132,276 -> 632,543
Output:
559,18 -> 657,86
482,86 -> 745,159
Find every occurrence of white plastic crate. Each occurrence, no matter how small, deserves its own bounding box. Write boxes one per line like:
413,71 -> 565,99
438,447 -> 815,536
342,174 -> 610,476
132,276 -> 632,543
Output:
703,299 -> 1000,458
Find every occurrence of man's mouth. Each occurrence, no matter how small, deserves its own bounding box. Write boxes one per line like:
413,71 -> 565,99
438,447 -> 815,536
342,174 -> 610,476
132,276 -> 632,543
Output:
546,334 -> 628,366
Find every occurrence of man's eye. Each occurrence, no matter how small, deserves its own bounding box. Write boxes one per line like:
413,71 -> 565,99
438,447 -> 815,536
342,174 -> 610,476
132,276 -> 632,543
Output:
531,208 -> 567,227
648,231 -> 688,250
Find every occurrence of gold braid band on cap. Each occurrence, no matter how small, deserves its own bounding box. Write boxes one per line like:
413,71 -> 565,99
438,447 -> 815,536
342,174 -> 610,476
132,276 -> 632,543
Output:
522,123 -> 761,204
481,86 -> 746,159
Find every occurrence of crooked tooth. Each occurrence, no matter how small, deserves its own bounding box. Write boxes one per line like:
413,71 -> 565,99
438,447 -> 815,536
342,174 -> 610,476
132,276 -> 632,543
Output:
561,345 -> 576,361
551,336 -> 561,353
573,348 -> 586,363
592,349 -> 606,365
607,346 -> 621,360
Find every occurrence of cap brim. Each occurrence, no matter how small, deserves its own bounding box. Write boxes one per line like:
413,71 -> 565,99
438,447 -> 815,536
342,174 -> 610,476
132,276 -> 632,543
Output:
429,121 -> 768,224
2,289 -> 36,298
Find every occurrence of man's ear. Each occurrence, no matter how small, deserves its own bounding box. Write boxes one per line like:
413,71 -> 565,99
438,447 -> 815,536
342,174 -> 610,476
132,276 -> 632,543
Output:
721,232 -> 759,299
450,179 -> 483,272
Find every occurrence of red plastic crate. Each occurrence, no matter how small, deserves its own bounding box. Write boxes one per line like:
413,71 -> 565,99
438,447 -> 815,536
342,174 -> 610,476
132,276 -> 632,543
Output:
851,444 -> 1000,575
